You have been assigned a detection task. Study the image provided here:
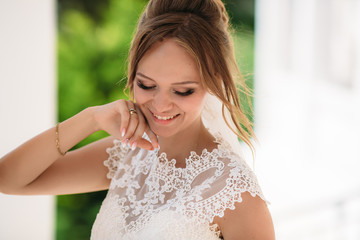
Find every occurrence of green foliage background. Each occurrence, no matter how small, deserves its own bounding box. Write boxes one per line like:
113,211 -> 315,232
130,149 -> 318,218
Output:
56,0 -> 255,239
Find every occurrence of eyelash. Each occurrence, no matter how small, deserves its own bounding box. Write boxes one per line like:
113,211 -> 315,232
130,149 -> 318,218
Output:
136,80 -> 154,90
136,80 -> 195,96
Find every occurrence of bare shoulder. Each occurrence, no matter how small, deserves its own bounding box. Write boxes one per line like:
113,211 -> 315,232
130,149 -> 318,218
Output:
214,192 -> 275,240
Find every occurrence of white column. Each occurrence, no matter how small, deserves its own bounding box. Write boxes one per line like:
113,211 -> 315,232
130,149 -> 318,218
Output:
0,1 -> 55,239
255,0 -> 360,239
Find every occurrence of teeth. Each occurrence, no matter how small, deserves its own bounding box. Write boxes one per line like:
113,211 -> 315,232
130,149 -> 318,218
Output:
153,113 -> 177,120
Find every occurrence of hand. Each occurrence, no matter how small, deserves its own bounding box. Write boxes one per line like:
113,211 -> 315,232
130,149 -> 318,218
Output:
92,99 -> 158,151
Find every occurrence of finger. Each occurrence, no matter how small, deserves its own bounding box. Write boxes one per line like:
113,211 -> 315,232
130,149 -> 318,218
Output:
118,100 -> 131,139
123,101 -> 139,141
130,127 -> 157,151
127,105 -> 148,149
145,127 -> 159,149
136,138 -> 154,150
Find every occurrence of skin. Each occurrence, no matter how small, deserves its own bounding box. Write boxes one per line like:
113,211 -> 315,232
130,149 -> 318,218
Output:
133,38 -> 216,164
0,38 -> 274,239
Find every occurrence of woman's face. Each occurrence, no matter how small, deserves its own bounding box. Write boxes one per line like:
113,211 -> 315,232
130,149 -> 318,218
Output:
133,38 -> 207,138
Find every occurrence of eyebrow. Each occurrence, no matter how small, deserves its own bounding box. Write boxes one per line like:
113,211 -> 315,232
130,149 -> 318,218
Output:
136,72 -> 199,85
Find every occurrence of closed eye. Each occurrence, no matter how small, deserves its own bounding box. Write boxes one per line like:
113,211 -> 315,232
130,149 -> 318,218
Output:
173,89 -> 195,96
137,79 -> 194,96
136,80 -> 155,90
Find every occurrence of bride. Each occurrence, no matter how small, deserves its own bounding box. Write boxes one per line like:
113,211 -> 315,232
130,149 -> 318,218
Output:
0,0 -> 275,239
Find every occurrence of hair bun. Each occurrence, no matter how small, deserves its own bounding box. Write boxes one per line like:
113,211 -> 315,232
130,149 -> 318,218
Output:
145,0 -> 229,28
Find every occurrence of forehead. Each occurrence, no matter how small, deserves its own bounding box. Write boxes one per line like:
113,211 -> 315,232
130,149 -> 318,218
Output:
136,38 -> 201,83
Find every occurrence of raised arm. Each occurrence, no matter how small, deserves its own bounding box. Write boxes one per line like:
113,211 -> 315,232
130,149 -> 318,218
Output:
0,100 -> 158,195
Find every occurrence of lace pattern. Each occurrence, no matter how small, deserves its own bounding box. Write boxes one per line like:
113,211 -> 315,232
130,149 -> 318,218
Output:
103,140 -> 131,179
91,136 -> 266,239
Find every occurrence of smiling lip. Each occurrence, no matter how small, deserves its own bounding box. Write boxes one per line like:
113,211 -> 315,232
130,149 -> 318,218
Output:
150,110 -> 180,124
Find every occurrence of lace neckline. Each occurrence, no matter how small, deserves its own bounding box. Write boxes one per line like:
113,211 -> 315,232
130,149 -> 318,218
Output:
149,134 -> 232,171
94,133 -> 266,239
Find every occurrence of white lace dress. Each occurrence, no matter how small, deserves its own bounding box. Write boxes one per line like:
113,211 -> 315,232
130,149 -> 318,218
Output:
91,137 -> 266,239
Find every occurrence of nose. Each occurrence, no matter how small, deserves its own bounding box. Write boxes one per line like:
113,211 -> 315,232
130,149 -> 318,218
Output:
152,90 -> 173,113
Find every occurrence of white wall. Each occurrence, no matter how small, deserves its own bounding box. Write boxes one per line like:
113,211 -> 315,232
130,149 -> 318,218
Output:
255,0 -> 360,239
0,0 -> 55,239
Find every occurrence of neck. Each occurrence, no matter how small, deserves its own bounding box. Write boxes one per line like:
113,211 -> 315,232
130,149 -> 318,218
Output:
157,119 -> 216,168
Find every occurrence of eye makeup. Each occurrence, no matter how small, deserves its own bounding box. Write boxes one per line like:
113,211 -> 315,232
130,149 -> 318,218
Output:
136,79 -> 195,96
136,80 -> 155,90
172,89 -> 195,96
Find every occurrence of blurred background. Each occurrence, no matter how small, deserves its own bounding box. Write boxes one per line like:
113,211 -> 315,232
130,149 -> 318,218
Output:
0,0 -> 359,239
255,1 -> 360,239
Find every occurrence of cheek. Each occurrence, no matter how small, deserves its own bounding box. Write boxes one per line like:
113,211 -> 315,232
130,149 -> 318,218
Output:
178,93 -> 207,114
134,87 -> 150,105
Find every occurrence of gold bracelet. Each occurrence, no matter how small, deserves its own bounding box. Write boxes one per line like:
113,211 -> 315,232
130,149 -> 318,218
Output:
55,123 -> 66,156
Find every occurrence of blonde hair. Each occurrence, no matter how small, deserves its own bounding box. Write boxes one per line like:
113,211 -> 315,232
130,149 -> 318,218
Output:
127,0 -> 256,154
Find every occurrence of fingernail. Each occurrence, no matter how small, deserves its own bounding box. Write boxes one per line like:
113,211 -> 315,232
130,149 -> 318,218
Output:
121,128 -> 126,137
121,139 -> 127,148
131,142 -> 137,150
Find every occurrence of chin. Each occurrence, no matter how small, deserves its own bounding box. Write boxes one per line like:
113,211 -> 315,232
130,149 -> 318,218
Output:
150,126 -> 177,138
